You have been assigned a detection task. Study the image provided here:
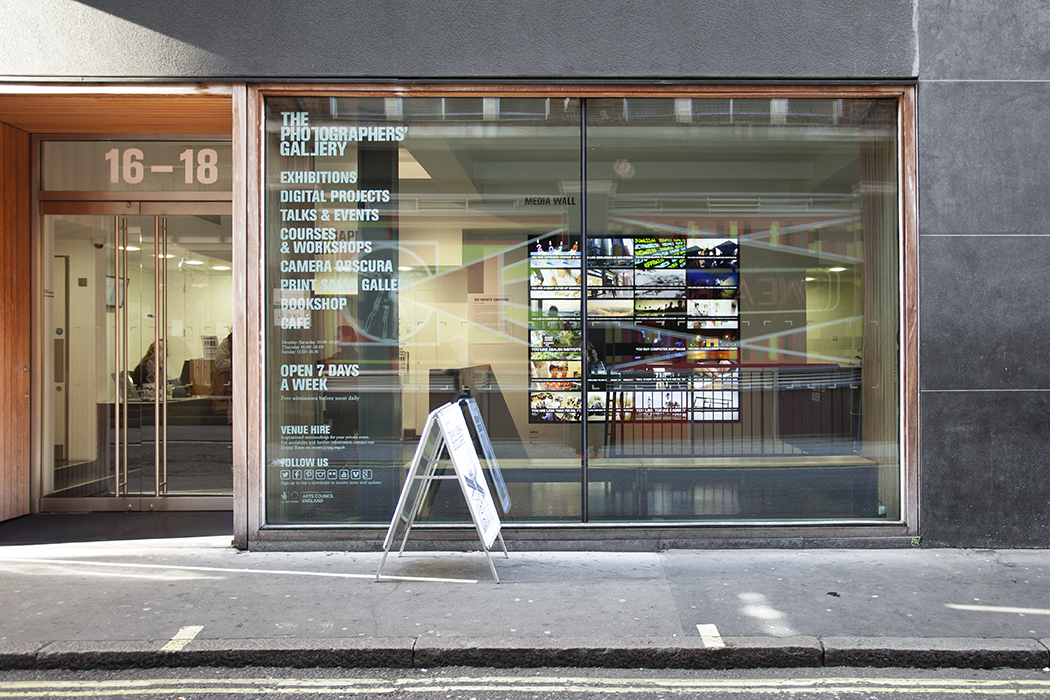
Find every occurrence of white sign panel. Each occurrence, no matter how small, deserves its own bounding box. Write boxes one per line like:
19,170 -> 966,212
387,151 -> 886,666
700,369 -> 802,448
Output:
462,398 -> 511,513
201,334 -> 218,361
469,294 -> 508,335
435,402 -> 501,550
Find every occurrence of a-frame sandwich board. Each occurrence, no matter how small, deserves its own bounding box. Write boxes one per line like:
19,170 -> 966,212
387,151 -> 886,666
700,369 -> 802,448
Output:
375,401 -> 508,582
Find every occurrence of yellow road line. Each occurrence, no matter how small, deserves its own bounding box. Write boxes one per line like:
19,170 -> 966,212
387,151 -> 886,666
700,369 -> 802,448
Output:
3,676 -> 1050,697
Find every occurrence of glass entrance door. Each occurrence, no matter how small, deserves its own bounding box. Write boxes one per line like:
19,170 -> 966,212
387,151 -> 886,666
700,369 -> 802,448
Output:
40,204 -> 233,508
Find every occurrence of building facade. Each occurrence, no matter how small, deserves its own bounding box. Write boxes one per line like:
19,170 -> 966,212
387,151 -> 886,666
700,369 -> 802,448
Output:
0,1 -> 1043,549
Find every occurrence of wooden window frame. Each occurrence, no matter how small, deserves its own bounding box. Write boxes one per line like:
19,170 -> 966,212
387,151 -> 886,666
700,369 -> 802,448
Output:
244,83 -> 918,545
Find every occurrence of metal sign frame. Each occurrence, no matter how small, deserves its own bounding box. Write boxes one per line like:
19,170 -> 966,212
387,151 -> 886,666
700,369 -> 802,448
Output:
460,398 -> 511,513
375,402 -> 508,582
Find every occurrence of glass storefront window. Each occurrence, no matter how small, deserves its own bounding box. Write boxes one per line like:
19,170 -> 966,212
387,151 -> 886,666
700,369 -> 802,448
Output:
262,94 -> 901,526
584,97 -> 899,521
37,138 -> 236,506
264,97 -> 584,524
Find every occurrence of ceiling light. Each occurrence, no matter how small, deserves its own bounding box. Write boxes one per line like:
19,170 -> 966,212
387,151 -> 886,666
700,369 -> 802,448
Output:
828,267 -> 846,272
212,265 -> 230,271
398,266 -> 413,271
185,260 -> 204,265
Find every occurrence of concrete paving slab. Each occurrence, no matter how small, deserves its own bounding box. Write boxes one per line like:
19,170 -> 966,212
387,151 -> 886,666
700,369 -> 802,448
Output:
3,522 -> 1050,672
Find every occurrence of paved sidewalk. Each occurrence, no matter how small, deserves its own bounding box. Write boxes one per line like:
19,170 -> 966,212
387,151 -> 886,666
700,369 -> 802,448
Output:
1,515 -> 1049,670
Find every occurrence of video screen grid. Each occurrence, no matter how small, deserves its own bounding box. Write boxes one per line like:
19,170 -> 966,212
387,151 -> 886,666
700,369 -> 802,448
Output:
528,230 -> 739,423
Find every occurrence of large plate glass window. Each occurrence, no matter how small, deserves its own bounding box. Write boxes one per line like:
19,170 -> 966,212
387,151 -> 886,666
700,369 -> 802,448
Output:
263,97 -> 584,524
261,94 -> 900,525
584,97 -> 899,521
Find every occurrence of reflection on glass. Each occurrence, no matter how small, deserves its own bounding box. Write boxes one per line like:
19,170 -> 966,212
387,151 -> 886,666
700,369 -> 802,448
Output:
264,97 -> 585,525
261,95 -> 900,527
585,97 -> 899,522
42,214 -> 234,498
162,216 -> 235,495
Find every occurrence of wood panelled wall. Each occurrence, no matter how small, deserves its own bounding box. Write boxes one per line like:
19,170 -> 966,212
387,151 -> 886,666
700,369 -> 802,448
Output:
0,122 -> 31,522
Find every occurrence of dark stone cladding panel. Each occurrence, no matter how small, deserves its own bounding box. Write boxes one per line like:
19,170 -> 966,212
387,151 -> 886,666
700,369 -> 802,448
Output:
919,0 -> 1050,81
918,235 -> 1050,391
919,390 -> 1050,548
918,81 -> 1050,236
0,0 -> 916,79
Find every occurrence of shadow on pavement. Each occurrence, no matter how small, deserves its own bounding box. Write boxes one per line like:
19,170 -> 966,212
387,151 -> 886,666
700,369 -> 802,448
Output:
0,512 -> 232,545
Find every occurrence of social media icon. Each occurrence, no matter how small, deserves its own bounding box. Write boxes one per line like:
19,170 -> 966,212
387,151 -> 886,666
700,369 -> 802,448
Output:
280,470 -> 290,480
292,470 -> 302,480
363,469 -> 373,479
328,469 -> 338,479
351,469 -> 361,479
304,470 -> 313,479
339,470 -> 349,480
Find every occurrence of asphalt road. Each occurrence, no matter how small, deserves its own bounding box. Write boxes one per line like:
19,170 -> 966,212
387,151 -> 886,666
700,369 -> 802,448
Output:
3,666 -> 1050,699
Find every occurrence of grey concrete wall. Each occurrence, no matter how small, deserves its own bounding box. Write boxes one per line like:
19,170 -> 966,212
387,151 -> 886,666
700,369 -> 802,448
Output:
918,0 -> 1050,546
0,0 -> 917,79
26,0 -> 1050,547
